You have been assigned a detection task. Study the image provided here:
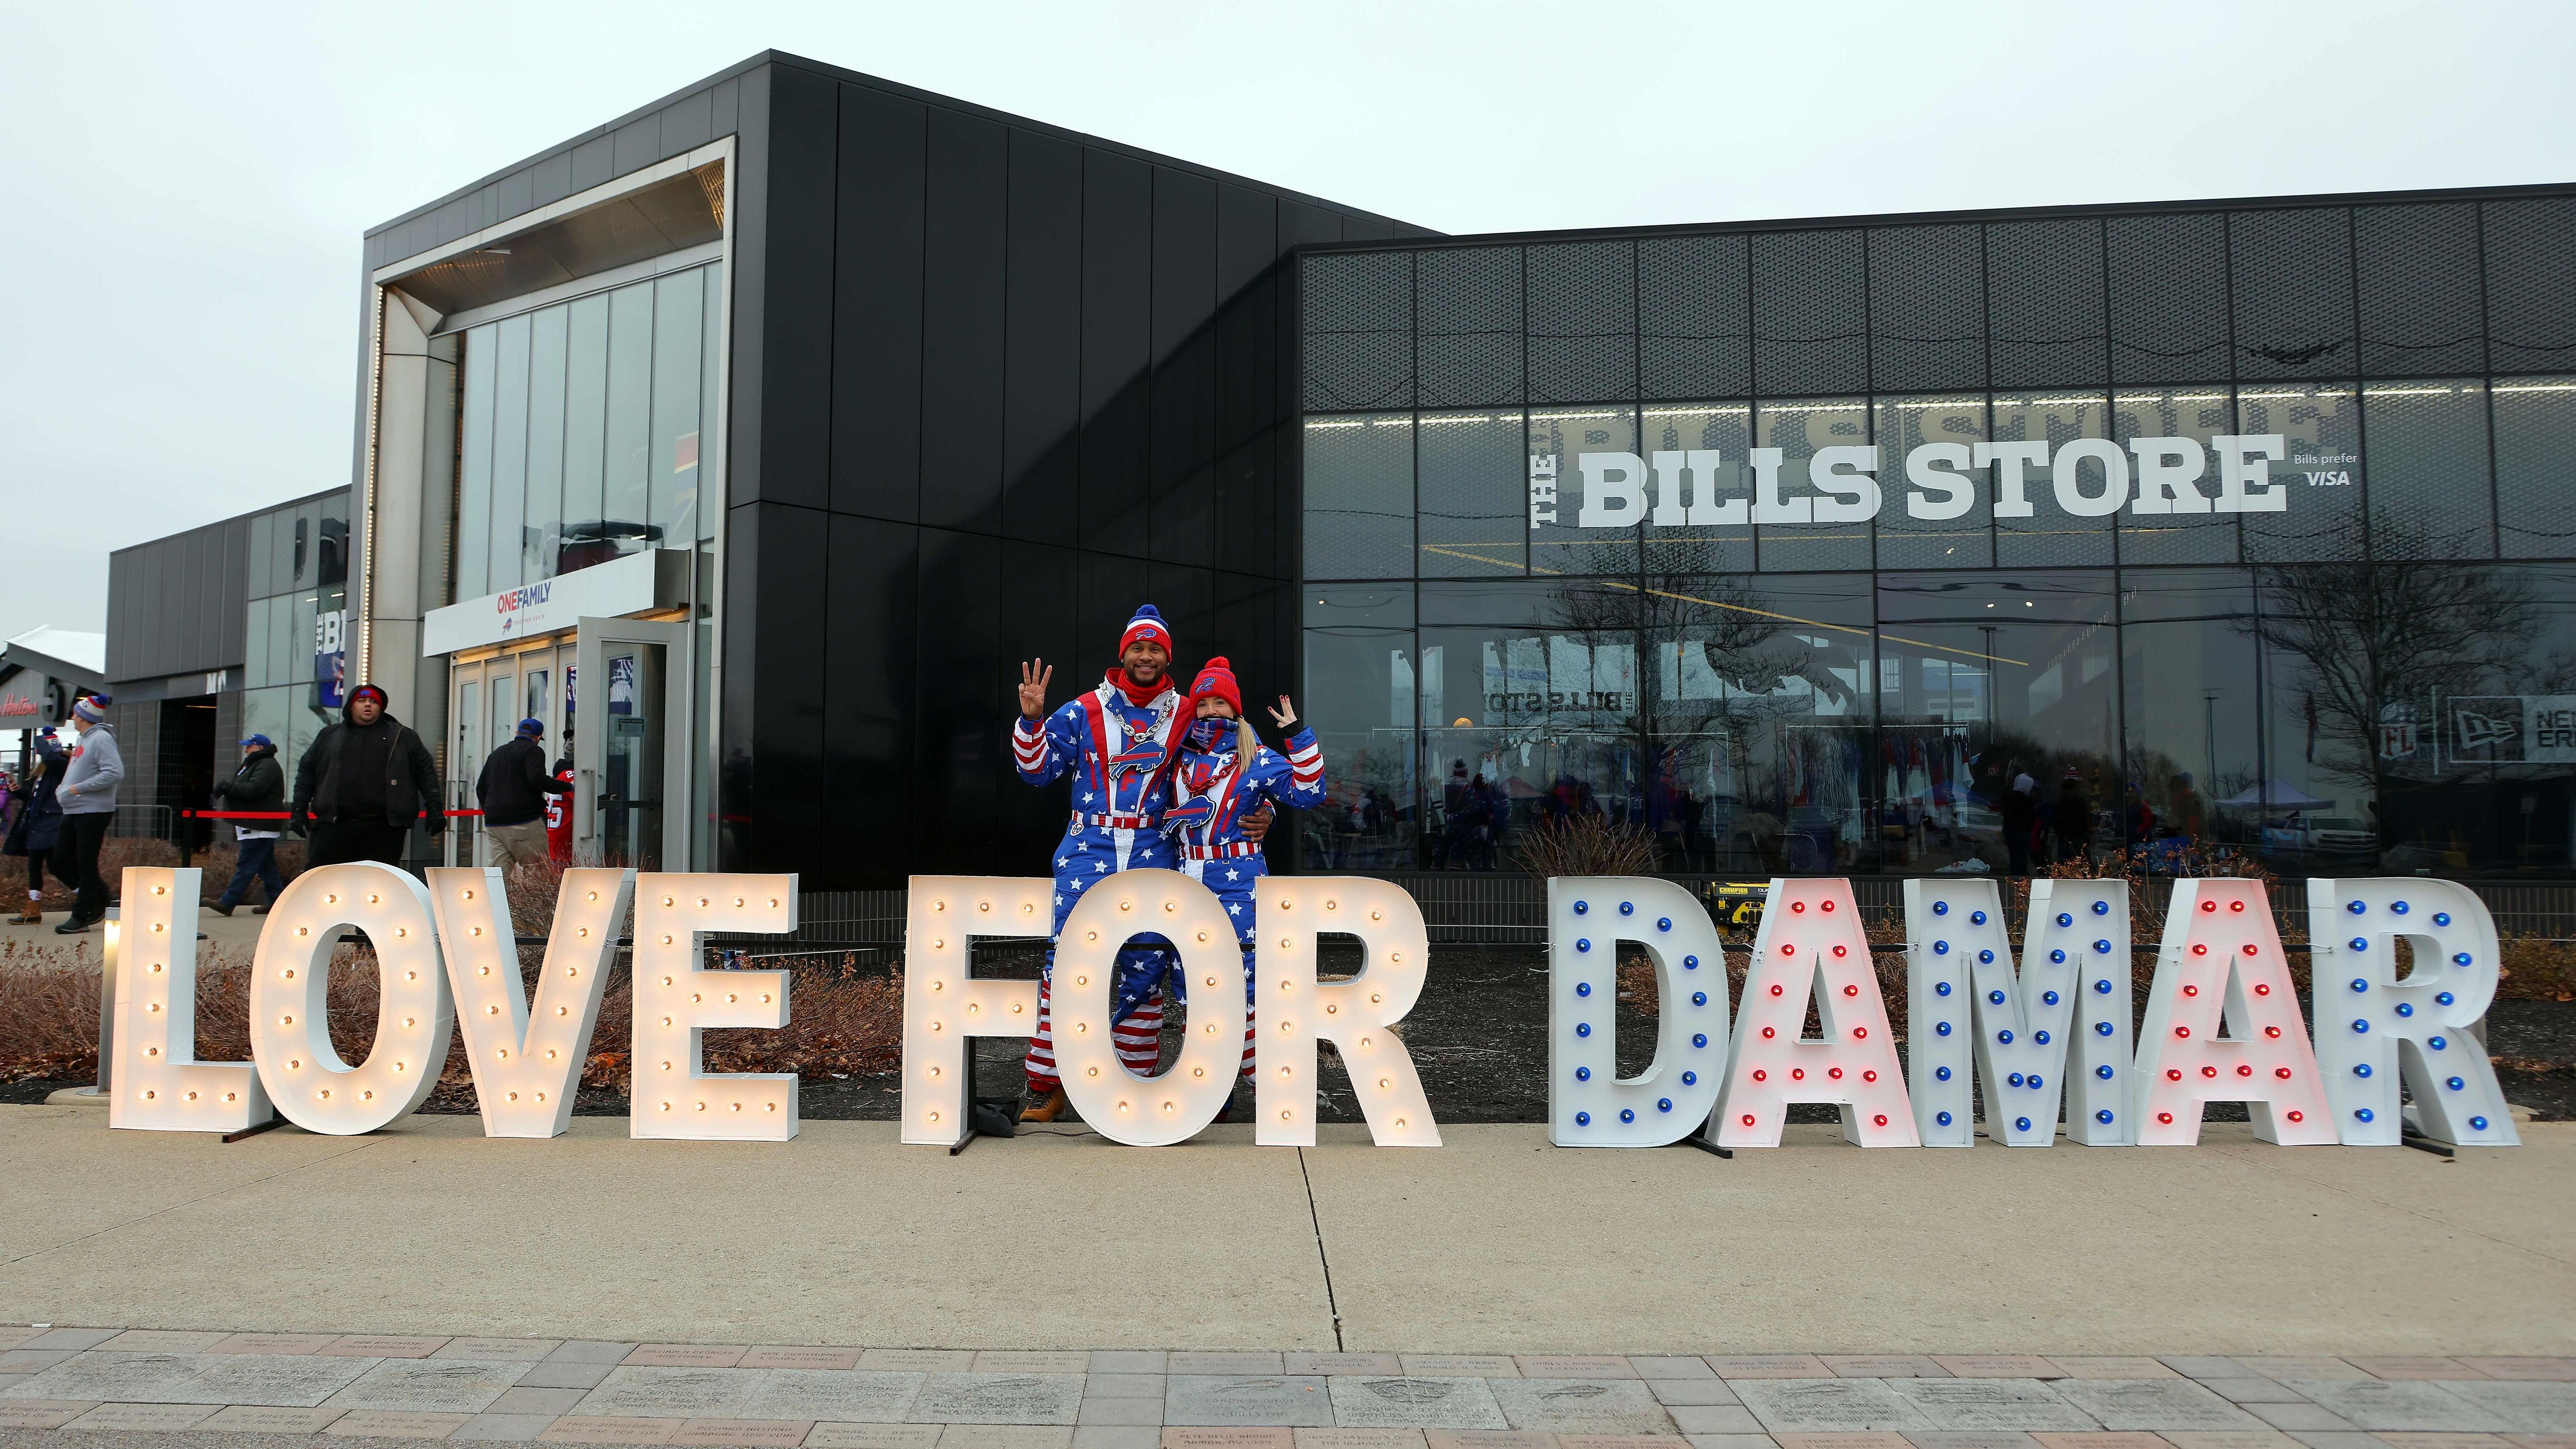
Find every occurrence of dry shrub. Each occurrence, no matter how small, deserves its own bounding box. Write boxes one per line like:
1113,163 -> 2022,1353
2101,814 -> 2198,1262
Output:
0,937 -> 107,1080
2500,935 -> 2576,1001
1512,813 -> 1658,877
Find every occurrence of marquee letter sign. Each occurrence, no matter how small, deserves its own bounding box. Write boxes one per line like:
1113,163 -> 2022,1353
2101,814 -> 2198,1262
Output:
1713,877 -> 1916,1148
249,863 -> 454,1135
1903,878 -> 2132,1148
629,875 -> 799,1140
100,866 -> 2520,1156
2132,877 -> 2334,1145
1546,877 -> 1727,1147
2308,877 -> 2517,1147
1254,876 -> 1439,1148
109,868 -> 271,1134
429,866 -> 633,1138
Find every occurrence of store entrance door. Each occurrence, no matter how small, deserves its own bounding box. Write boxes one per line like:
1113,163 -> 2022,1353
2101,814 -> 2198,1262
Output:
445,639 -> 573,866
573,617 -> 690,871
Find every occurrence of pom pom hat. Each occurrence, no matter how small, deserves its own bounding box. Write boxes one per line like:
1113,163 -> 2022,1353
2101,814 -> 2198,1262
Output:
1189,656 -> 1243,717
1118,604 -> 1173,657
71,695 -> 109,723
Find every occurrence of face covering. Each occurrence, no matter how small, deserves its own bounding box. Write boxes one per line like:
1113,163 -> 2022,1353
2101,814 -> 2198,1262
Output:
1184,717 -> 1230,753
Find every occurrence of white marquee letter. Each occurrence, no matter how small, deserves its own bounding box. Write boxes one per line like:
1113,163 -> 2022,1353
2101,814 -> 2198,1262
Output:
1749,446 -> 1808,523
2052,438 -> 2131,518
2128,436 -> 2211,515
1686,448 -> 1745,525
1904,878 -> 2133,1148
2212,434 -> 2288,514
1577,452 -> 1649,528
1714,878 -> 1916,1148
1904,442 -> 1976,520
249,863 -> 452,1135
1257,876 -> 1437,1147
1974,441 -> 2046,518
1809,445 -> 1882,523
1052,869 -> 1238,1145
630,874 -> 798,1140
1548,878 -> 1728,1147
2132,878 -> 2333,1145
2309,878 -> 2517,1147
429,866 -> 633,1138
110,867 -> 270,1133
901,876 -> 1048,1147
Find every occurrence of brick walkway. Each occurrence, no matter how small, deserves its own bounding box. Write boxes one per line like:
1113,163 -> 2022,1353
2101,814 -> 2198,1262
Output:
2,1328 -> 2570,1447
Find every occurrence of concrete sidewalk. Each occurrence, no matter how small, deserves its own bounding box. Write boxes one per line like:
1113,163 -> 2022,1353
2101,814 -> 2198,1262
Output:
4,1104 -> 2572,1355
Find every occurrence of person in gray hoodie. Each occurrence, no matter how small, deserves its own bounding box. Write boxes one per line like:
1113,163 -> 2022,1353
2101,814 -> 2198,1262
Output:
54,694 -> 124,933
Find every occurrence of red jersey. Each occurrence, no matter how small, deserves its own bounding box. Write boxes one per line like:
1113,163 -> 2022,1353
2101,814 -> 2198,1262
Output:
545,765 -> 573,861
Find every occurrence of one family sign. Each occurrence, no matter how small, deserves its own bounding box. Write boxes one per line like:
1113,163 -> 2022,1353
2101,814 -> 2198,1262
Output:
101,863 -> 2520,1153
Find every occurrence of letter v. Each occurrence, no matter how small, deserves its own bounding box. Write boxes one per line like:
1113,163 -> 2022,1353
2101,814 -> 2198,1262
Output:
429,866 -> 635,1137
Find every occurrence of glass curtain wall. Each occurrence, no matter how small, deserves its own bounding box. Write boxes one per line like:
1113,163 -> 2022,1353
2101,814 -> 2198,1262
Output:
240,493 -> 353,782
453,263 -> 723,602
1297,212 -> 2576,877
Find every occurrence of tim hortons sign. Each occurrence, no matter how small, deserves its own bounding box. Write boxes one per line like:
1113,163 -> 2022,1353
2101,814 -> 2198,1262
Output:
106,864 -> 2518,1152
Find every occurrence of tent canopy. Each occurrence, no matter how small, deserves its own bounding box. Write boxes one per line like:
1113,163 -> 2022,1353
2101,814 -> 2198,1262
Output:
2215,778 -> 2335,810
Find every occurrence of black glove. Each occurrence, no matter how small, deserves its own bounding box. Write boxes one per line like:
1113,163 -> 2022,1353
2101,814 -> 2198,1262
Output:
285,809 -> 308,839
422,811 -> 446,837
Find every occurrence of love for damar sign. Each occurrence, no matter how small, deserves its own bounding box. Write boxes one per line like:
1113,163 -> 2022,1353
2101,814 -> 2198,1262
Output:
101,864 -> 2519,1154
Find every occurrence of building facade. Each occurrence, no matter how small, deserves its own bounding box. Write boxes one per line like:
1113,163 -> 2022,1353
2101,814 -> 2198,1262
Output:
1295,195 -> 2576,877
89,54 -> 2575,887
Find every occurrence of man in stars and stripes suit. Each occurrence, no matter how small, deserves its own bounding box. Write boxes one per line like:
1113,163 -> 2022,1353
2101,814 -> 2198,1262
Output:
1163,656 -> 1327,1113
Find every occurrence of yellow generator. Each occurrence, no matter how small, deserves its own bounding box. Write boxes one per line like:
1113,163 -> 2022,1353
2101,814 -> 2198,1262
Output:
1704,880 -> 1770,934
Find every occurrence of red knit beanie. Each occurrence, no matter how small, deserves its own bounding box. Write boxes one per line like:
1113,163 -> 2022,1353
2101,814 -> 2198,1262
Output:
1189,657 -> 1243,717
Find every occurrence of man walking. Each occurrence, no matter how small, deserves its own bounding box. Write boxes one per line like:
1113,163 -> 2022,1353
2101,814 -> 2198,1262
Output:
476,718 -> 570,872
1010,606 -> 1191,1122
210,733 -> 286,915
52,695 -> 124,934
290,684 -> 443,867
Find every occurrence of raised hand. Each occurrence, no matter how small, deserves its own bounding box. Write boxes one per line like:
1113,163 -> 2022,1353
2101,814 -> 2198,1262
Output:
1268,695 -> 1298,729
1018,659 -> 1054,721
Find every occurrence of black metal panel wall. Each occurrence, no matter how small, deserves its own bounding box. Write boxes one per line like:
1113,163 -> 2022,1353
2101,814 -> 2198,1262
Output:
718,58 -> 1422,885
106,514 -> 255,683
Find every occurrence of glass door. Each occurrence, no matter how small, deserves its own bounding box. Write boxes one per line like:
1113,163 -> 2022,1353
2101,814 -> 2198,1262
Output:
574,617 -> 690,870
449,675 -> 483,865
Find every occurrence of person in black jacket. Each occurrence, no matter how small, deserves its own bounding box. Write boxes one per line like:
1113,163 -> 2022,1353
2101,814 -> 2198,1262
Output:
211,734 -> 287,915
4,730 -> 67,924
290,684 -> 443,868
475,717 -> 570,872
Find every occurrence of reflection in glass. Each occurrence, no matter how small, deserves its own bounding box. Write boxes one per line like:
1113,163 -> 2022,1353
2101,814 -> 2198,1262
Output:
1873,395 -> 1988,570
1302,585 -> 1415,868
2364,381 -> 2493,560
1416,411 -> 1524,577
2236,383 -> 2361,562
524,305 -> 568,581
603,284 -> 656,559
2118,569 -> 2258,859
562,294 -> 610,568
1640,403 -> 1753,575
1993,390 -> 2112,568
1752,399 -> 1871,571
488,313 -> 532,593
2113,388 -> 2236,566
1303,416 -> 1413,579
1878,573 -> 2117,873
698,263 -> 725,542
650,271 -> 705,547
456,322 -> 496,601
1528,405 -> 1638,577
2493,378 -> 2576,560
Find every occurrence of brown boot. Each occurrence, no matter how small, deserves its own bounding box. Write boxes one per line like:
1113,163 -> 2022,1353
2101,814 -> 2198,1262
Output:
11,901 -> 39,925
1020,1088 -> 1070,1123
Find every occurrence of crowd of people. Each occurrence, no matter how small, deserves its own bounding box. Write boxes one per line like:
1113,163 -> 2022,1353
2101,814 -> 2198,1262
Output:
0,684 -> 578,932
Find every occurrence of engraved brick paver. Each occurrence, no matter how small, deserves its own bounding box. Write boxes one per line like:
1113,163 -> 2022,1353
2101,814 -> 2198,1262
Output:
0,1331 -> 44,1353
1299,1433 -> 1432,1449
1669,1406 -> 1765,1435
1486,1379 -> 1672,1435
1290,1356 -> 1405,1377
328,1337 -> 460,1359
1652,1383 -> 1743,1407
0,1401 -> 99,1429
334,1409 -> 479,1438
1709,1360 -> 1836,1381
2282,1381 -> 2505,1433
1174,1357 -> 1293,1377
1327,1376 -> 1507,1430
671,1416 -> 818,1446
1902,1433 -> 2044,1449
1166,1377 -> 1334,1428
1774,1434 -> 1916,1449
2375,1436 -> 2514,1449
25,1328 -> 124,1352
451,1409 -> 565,1440
210,1333 -> 344,1355
330,1359 -> 541,1414
579,1368 -> 766,1420
977,1355 -> 1094,1376
2204,1384 -> 2309,1406
1517,1360 -> 1640,1381
1932,1363 -> 2063,1382
2049,1383 -> 2259,1433
629,1347 -> 753,1369
552,1345 -> 646,1366
744,1350 -> 867,1371
1734,1382 -> 1936,1435
1676,1437 -> 1775,1449
938,1426 -> 1076,1449
2158,1435 -> 2301,1449
746,1369 -> 926,1423
870,1353 -> 982,1374
1883,1381 -> 2095,1432
523,1363 -> 623,1391
65,1401 -> 221,1430
2460,1364 -> 2576,1384
540,1417 -> 681,1444
204,1403 -> 353,1432
2230,1362 -> 2368,1384
2029,1437 -> 2172,1449
1166,1430 -> 1296,1449
1631,1360 -> 1718,1382
445,1340 -> 571,1362
2044,1368 -> 2178,1385
1404,1360 -> 1520,1380
1827,1361 -> 1948,1381
98,1329 -> 228,1352
1422,1433 -> 1558,1449
806,1427 -> 944,1449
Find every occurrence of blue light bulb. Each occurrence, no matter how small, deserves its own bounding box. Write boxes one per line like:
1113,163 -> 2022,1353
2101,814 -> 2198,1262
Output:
2357,1107 -> 2375,1122
2453,952 -> 2473,966
1576,1022 -> 1591,1037
1576,981 -> 1591,997
2034,1032 -> 2050,1047
2096,1021 -> 2113,1036
2396,1003 -> 2414,1018
2434,911 -> 2452,926
2043,991 -> 2060,1005
2436,991 -> 2454,1005
1936,981 -> 1953,996
1658,917 -> 1672,932
2351,979 -> 2369,993
2015,1116 -> 2032,1132
1682,1070 -> 1697,1086
2352,1019 -> 2369,1033
2093,900 -> 2109,915
1619,901 -> 1634,915
1692,991 -> 1708,1007
1937,1110 -> 1954,1126
1989,990 -> 2007,1005
1934,901 -> 1950,916
1656,1098 -> 1672,1113
2354,1063 -> 2372,1078
1979,949 -> 1995,963
2057,912 -> 2074,927
2050,949 -> 2067,963
2471,1115 -> 2489,1130
2009,1072 -> 2025,1087
2094,939 -> 2111,953
2447,1077 -> 2464,1091
1577,938 -> 1591,953
2350,937 -> 2368,951
1935,940 -> 1951,955
2095,979 -> 2112,993
1692,1033 -> 1708,1048
2029,1073 -> 2043,1088
2429,1035 -> 2447,1050
1575,1066 -> 1590,1081
2348,900 -> 2366,914
2394,900 -> 2410,914
1684,954 -> 1699,970
1575,1111 -> 1590,1126
1972,911 -> 1988,925
1620,1107 -> 1636,1122
1936,1066 -> 1952,1081
1937,1021 -> 1952,1036
2096,1109 -> 2114,1123
1997,1029 -> 2014,1045
1573,900 -> 1588,915
2095,1065 -> 2114,1079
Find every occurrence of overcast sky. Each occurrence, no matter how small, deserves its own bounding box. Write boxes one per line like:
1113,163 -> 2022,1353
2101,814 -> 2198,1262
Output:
6,1 -> 2572,641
